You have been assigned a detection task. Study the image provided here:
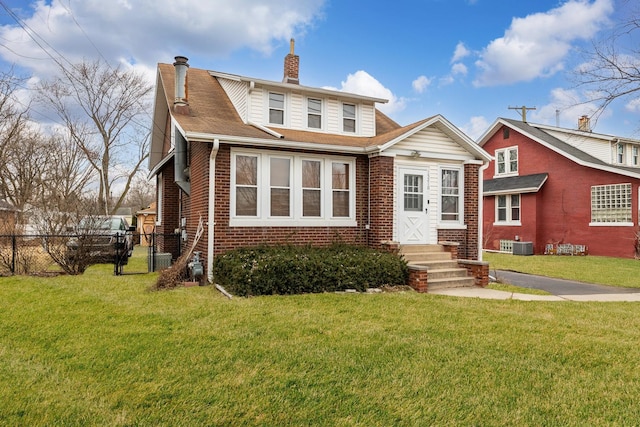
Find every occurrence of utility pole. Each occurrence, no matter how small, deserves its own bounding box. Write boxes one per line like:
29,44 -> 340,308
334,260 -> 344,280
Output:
508,105 -> 536,123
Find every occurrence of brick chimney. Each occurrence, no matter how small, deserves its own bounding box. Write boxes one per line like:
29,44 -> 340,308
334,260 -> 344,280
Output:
578,115 -> 591,132
283,39 -> 299,84
173,56 -> 190,114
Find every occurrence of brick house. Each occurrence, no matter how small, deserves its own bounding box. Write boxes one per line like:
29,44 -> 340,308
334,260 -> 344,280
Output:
479,116 -> 640,258
0,199 -> 18,233
148,44 -> 491,282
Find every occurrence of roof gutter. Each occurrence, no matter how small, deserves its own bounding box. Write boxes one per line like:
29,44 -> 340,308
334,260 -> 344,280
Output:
207,138 -> 220,283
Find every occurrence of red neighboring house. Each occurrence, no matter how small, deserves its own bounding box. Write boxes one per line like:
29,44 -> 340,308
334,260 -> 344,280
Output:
479,116 -> 640,258
148,44 -> 491,283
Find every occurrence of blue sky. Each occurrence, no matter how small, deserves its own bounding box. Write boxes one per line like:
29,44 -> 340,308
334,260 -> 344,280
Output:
0,0 -> 638,141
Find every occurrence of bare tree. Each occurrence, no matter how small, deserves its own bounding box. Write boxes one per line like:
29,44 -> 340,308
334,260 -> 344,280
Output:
123,172 -> 156,211
0,70 -> 31,203
37,59 -> 152,215
575,5 -> 640,123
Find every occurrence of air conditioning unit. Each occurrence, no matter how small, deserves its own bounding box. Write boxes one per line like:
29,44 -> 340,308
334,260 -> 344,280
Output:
148,252 -> 173,271
512,242 -> 533,256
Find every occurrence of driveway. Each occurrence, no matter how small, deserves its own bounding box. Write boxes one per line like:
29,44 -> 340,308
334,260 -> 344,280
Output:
495,270 -> 640,295
429,270 -> 640,301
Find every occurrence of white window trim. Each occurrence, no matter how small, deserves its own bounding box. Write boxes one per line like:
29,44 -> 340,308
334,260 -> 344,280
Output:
306,97 -> 323,130
267,91 -> 286,127
589,183 -> 633,226
341,102 -> 357,134
494,146 -> 518,177
437,166 -> 464,228
230,148 -> 357,227
494,193 -> 521,226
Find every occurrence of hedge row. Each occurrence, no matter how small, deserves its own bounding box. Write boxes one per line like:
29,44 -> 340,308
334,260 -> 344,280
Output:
211,244 -> 409,296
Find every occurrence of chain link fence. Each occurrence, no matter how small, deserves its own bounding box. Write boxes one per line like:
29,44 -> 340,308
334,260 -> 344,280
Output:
0,233 -> 181,276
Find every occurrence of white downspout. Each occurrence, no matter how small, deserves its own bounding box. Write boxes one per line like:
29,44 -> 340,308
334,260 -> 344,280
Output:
478,161 -> 489,261
207,138 -> 220,282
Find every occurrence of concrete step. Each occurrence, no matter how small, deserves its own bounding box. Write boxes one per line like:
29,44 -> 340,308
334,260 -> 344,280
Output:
426,268 -> 469,280
428,276 -> 476,291
403,252 -> 453,263
399,244 -> 444,255
408,259 -> 459,270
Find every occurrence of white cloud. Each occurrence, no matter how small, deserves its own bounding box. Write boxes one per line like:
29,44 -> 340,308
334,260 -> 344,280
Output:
451,63 -> 468,76
473,0 -> 613,87
0,0 -> 326,77
412,75 -> 432,93
337,70 -> 406,115
530,87 -> 603,127
451,42 -> 470,63
626,98 -> 640,113
461,116 -> 490,141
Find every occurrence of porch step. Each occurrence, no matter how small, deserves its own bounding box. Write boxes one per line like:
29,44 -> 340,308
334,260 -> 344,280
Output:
401,244 -> 476,292
427,276 -> 476,291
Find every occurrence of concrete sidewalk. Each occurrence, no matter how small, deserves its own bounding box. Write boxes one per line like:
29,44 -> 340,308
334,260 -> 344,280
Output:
429,286 -> 640,301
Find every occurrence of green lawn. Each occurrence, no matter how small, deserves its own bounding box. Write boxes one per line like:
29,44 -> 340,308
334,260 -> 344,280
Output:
484,251 -> 640,288
2,253 -> 640,425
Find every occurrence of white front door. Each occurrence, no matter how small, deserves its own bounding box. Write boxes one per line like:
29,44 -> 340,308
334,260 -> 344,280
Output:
398,168 -> 430,244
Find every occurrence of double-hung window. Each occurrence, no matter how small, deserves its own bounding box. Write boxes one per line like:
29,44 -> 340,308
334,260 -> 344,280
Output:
495,147 -> 518,176
633,146 -> 639,166
307,98 -> 322,129
441,168 -> 462,222
269,92 -> 285,125
616,143 -> 625,164
590,183 -> 632,225
231,149 -> 355,226
495,194 -> 520,224
343,103 -> 356,133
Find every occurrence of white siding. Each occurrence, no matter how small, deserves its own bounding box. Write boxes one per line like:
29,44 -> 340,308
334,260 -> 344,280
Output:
544,129 -> 612,163
248,87 -> 265,124
326,98 -> 339,133
391,126 -> 476,160
360,104 -> 375,136
218,78 -> 248,122
290,92 -> 304,128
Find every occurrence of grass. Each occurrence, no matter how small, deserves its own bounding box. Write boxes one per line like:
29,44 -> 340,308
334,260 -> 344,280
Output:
1,249 -> 640,425
487,282 -> 552,295
484,251 -> 640,289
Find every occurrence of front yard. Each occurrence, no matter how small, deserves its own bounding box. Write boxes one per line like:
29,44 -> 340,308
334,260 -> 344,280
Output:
1,258 -> 640,425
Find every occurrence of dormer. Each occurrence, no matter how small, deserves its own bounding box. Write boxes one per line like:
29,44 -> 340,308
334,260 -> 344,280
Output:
211,40 -> 387,138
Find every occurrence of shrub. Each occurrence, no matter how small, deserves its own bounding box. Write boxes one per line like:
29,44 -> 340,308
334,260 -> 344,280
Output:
211,244 -> 409,296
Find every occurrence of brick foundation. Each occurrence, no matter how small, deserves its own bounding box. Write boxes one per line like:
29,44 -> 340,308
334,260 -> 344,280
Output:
457,259 -> 489,287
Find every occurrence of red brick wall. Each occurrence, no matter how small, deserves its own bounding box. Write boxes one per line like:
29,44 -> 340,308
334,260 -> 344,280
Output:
368,155 -> 394,247
437,162 -> 481,260
483,125 -> 640,258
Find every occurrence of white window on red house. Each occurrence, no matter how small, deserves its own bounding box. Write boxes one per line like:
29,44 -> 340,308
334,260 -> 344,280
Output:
441,168 -> 461,222
269,92 -> 285,125
235,155 -> 259,216
269,157 -> 291,217
495,147 -> 518,176
495,194 -> 520,225
231,149 -> 355,226
302,160 -> 322,217
590,183 -> 632,224
332,162 -> 350,217
342,103 -> 356,133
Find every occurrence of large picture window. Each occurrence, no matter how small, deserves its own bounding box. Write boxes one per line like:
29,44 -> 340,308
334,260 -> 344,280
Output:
495,147 -> 518,176
591,183 -> 632,224
231,149 -> 355,226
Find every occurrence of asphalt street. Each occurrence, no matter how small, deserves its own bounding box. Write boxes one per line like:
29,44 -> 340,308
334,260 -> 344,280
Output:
495,270 -> 639,295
